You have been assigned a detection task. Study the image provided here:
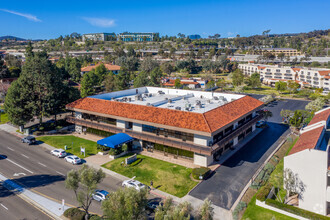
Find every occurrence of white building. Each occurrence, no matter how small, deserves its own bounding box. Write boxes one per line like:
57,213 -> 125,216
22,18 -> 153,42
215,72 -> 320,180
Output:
284,107 -> 330,216
238,63 -> 330,91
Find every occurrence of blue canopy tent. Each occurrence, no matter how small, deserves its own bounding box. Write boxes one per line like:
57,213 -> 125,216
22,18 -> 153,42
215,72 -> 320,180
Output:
97,133 -> 134,149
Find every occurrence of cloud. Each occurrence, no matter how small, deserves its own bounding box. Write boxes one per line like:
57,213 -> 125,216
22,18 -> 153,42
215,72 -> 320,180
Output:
0,9 -> 41,22
82,17 -> 116,27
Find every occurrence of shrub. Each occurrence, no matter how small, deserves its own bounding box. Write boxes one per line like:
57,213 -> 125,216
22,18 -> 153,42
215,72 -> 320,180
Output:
63,208 -> 85,220
256,182 -> 273,201
265,199 -> 329,220
33,131 -> 43,136
97,144 -> 109,152
89,215 -> 102,220
192,167 -> 211,180
232,201 -> 247,220
109,148 -> 122,156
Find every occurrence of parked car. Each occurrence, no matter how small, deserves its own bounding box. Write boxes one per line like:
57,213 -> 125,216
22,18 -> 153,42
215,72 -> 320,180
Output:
122,179 -> 147,191
146,200 -> 163,212
64,155 -> 81,165
92,190 -> 109,202
256,120 -> 265,128
21,136 -> 36,145
50,149 -> 67,158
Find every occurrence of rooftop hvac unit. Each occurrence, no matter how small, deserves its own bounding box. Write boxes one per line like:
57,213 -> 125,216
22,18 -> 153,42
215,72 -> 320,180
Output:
214,96 -> 219,100
183,97 -> 188,100
207,99 -> 211,104
200,95 -> 203,99
165,97 -> 169,100
128,97 -> 131,102
175,106 -> 181,110
196,103 -> 202,108
149,93 -> 152,97
146,103 -> 151,106
168,99 -> 172,103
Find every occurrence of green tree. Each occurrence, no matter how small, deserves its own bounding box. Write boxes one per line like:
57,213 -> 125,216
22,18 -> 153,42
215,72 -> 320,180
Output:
68,58 -> 82,83
80,70 -> 99,97
115,70 -> 130,90
139,57 -> 159,74
160,62 -> 174,76
275,81 -> 287,93
277,52 -> 285,60
305,98 -> 325,112
65,165 -> 105,220
94,63 -> 108,85
101,187 -> 148,220
103,72 -> 116,92
263,109 -> 273,122
134,72 -> 148,88
155,197 -> 191,220
287,80 -> 300,94
247,73 -> 261,88
198,199 -> 214,220
174,78 -> 181,89
231,69 -> 244,87
149,67 -> 162,86
280,109 -> 293,123
216,78 -> 227,91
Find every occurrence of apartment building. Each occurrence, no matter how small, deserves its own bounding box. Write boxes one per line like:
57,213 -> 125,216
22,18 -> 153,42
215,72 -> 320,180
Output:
66,87 -> 264,167
117,32 -> 158,42
238,63 -> 330,91
262,48 -> 302,56
284,107 -> 330,216
82,33 -> 116,41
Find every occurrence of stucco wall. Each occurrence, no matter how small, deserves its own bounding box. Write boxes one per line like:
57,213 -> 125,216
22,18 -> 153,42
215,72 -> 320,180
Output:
194,153 -> 213,167
284,149 -> 328,215
116,120 -> 126,129
133,123 -> 143,132
194,134 -> 212,146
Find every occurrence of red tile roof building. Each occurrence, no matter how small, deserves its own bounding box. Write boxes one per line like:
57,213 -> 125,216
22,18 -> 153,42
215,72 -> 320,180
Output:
81,63 -> 121,74
66,87 -> 264,166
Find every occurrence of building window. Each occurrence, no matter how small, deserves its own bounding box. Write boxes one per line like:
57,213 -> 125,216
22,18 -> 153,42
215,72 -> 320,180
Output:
142,125 -> 193,142
82,113 -> 116,125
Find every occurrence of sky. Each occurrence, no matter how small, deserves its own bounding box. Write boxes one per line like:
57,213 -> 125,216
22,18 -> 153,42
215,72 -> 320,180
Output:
0,0 -> 329,40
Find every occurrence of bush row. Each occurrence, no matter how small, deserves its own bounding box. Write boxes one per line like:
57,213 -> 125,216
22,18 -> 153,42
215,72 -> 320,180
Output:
251,162 -> 275,190
86,127 -> 114,137
256,182 -> 273,201
191,167 -> 211,180
265,199 -> 329,220
232,201 -> 247,220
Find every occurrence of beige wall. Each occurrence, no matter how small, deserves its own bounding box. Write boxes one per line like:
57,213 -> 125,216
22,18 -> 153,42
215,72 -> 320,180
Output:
194,153 -> 213,167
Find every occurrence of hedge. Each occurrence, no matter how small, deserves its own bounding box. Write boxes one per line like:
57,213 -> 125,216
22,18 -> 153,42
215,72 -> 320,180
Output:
154,143 -> 194,158
256,182 -> 273,201
63,208 -> 85,220
265,199 -> 330,220
192,167 -> 211,180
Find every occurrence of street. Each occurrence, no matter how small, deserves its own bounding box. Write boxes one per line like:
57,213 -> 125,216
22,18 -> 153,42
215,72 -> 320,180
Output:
0,130 -> 158,218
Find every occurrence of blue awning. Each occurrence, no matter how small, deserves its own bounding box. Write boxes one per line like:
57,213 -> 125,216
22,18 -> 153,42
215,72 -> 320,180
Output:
97,133 -> 134,149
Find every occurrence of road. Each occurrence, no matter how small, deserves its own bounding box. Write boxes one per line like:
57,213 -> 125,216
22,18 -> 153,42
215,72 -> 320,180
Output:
0,130 -> 158,217
189,98 -> 309,209
0,182 -> 51,220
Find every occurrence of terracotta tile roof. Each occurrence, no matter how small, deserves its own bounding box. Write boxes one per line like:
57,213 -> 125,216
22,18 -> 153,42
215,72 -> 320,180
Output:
288,126 -> 324,155
318,70 -> 330,76
309,108 -> 330,126
257,66 -> 266,70
292,68 -> 301,72
324,76 -> 330,79
66,95 -> 264,133
81,63 -> 121,72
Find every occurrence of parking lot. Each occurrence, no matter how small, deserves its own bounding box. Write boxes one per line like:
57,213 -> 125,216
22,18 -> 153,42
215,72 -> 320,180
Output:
189,98 -> 309,210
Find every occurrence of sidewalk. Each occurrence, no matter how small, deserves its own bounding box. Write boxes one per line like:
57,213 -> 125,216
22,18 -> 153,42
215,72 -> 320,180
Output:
0,173 -> 69,220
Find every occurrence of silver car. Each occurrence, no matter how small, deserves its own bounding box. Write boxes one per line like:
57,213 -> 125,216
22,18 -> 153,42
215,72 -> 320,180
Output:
64,155 -> 81,165
50,149 -> 67,158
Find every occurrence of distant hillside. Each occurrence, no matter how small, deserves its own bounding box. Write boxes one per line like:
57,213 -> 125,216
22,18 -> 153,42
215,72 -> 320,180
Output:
0,36 -> 26,41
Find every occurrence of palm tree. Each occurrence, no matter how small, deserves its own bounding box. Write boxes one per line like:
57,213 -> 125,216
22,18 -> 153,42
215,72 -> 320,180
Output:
263,109 -> 273,123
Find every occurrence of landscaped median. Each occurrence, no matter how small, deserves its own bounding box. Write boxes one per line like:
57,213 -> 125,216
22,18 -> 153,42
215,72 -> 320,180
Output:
37,135 -> 97,158
102,154 -> 199,198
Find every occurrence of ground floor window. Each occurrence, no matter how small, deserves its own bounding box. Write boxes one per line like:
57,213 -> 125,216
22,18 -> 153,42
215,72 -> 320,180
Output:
224,140 -> 233,150
143,141 -> 194,159
246,126 -> 252,135
238,133 -> 245,142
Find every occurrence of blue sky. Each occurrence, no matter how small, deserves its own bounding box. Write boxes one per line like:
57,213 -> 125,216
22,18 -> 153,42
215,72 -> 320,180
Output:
1,0 -> 329,39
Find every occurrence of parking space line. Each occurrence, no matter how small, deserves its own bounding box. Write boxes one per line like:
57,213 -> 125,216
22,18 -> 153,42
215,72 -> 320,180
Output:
7,147 -> 14,151
21,154 -> 29,159
0,155 -> 34,174
1,203 -> 8,210
38,162 -> 47,167
56,171 -> 64,176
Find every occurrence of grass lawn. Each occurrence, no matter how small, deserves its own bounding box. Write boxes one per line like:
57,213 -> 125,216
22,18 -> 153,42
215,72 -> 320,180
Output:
242,196 -> 296,220
102,154 -> 198,198
0,105 -> 9,124
37,135 -> 97,158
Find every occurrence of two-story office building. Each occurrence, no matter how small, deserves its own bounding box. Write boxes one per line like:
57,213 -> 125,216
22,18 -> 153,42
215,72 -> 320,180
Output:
262,48 -> 302,56
82,33 -> 116,41
238,63 -> 330,91
284,107 -> 330,216
117,33 -> 158,42
66,87 -> 264,167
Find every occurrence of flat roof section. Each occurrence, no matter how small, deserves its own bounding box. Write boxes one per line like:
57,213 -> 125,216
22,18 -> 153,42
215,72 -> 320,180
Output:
90,87 -> 245,114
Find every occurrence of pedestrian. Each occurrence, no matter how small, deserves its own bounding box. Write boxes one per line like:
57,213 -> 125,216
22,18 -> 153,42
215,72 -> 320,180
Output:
150,180 -> 153,188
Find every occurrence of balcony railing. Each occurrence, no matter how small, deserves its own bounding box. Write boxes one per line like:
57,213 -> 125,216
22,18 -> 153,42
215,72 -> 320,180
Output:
66,116 -> 213,155
210,113 -> 264,153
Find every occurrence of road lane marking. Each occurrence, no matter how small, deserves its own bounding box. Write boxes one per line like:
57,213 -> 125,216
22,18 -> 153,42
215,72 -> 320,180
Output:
56,171 -> 64,176
0,203 -> 8,210
0,155 -> 34,174
21,154 -> 29,159
38,162 -> 47,167
7,147 -> 14,151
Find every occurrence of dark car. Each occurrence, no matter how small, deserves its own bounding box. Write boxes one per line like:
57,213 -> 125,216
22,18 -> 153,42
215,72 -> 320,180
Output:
146,200 -> 163,212
256,121 -> 265,128
21,136 -> 36,145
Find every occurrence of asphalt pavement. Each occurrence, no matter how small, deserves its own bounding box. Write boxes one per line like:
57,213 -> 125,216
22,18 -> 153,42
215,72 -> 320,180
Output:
189,98 -> 309,210
0,130 -> 156,216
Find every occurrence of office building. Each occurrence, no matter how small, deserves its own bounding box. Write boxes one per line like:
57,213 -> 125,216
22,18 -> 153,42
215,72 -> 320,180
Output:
117,32 -> 157,42
82,33 -> 116,41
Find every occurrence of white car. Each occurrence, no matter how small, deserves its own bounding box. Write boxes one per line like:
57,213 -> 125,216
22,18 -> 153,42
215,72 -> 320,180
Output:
64,155 -> 81,164
92,190 -> 109,202
122,179 -> 147,191
50,149 -> 67,158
